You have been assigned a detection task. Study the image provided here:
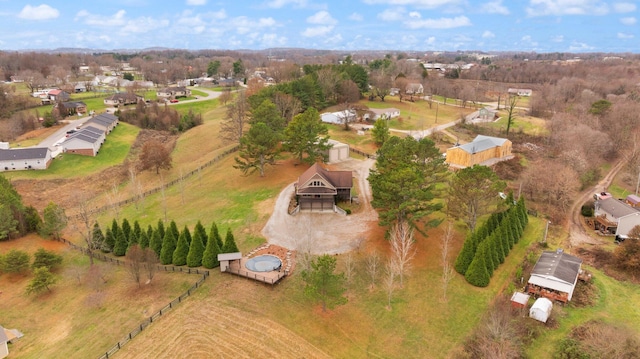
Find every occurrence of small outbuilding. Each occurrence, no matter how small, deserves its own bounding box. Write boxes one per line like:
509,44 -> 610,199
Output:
326,139 -> 350,163
510,292 -> 530,309
529,298 -> 553,323
445,135 -> 513,168
217,252 -> 242,272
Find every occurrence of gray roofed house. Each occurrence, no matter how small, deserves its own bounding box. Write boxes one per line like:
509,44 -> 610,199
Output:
0,147 -> 52,171
594,197 -> 640,236
85,113 -> 118,133
62,131 -> 103,157
527,250 -> 583,302
295,163 -> 353,212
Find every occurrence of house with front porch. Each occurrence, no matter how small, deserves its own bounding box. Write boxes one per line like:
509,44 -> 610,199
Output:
593,197 -> 640,236
294,163 -> 353,212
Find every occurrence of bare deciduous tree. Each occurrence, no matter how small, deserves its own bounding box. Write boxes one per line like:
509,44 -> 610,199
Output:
126,244 -> 145,287
221,91 -> 248,144
143,247 -> 159,283
384,260 -> 397,310
343,253 -> 356,290
389,220 -> 416,288
365,250 -> 381,290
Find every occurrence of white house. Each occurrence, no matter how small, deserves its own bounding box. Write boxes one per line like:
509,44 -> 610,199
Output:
364,108 -> 401,121
508,88 -> 533,97
320,109 -> 357,125
594,197 -> 640,236
0,147 -> 52,172
406,83 -> 424,95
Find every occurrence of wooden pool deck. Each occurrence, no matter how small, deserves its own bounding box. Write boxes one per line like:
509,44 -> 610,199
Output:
224,258 -> 287,285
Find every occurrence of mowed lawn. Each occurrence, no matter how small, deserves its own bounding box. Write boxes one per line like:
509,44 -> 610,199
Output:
5,122 -> 139,180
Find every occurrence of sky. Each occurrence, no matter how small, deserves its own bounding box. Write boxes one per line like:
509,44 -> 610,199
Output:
0,0 -> 638,53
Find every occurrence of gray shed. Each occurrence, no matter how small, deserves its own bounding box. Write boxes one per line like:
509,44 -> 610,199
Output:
217,252 -> 242,272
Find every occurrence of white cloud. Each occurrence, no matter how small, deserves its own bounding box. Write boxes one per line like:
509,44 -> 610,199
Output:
75,10 -> 127,27
617,32 -> 634,39
481,0 -> 510,15
378,8 -> 406,21
232,16 -> 277,34
405,15 -> 471,29
349,13 -> 363,21
425,36 -> 436,45
265,0 -> 308,8
18,4 -> 60,20
302,25 -> 334,37
409,11 -> 421,18
551,35 -> 564,42
613,2 -> 636,13
568,41 -> 595,51
307,11 -> 337,25
186,0 -> 207,5
259,33 -> 288,47
620,16 -> 636,25
121,17 -> 170,34
526,0 -> 609,17
482,30 -> 495,38
363,0 -> 464,9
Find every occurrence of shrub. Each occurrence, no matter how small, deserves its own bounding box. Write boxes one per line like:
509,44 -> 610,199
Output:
31,248 -> 63,271
2,249 -> 30,274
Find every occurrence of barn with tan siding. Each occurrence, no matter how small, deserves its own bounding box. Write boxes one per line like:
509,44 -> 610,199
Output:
445,135 -> 512,168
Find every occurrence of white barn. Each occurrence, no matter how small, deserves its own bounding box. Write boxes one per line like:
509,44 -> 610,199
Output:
326,139 -> 350,163
320,110 -> 357,125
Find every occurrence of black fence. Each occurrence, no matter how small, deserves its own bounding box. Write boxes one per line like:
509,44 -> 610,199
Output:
55,238 -> 210,359
69,145 -> 239,220
349,147 -> 377,159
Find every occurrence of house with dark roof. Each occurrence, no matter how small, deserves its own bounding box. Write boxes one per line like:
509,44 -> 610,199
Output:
294,163 -> 353,212
527,250 -> 583,303
445,135 -> 513,168
61,127 -> 105,156
593,197 -> 640,236
84,113 -> 118,133
56,101 -> 87,116
104,92 -> 143,107
0,147 -> 52,171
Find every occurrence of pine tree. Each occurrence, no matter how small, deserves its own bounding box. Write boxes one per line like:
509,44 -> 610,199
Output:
222,228 -> 239,253
156,219 -> 165,239
146,224 -> 154,241
465,244 -> 491,287
160,229 -> 177,265
493,232 -> 506,265
111,219 -> 120,240
132,221 -> 142,246
194,221 -> 208,247
201,232 -> 221,269
150,228 -> 163,258
209,222 -> 223,249
480,241 -> 494,277
138,229 -> 149,249
91,222 -> 105,251
121,218 -> 132,244
173,227 -> 190,266
187,225 -> 205,267
128,229 -> 139,251
182,225 -> 192,245
454,232 -> 477,275
169,220 -> 179,241
113,226 -> 128,256
103,227 -> 115,253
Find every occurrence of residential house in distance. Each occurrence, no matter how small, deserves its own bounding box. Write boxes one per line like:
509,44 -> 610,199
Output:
406,83 -> 424,95
445,135 -> 513,168
320,109 -> 357,125
47,89 -> 70,102
508,88 -> 533,97
526,249 -> 583,303
593,197 -> 640,236
56,101 -> 87,116
104,92 -> 144,107
0,144 -> 53,172
61,127 -> 105,156
294,163 -> 353,212
364,108 -> 401,121
157,86 -> 191,100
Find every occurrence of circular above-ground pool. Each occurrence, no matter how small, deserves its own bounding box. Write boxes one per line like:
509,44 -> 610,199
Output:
245,254 -> 282,272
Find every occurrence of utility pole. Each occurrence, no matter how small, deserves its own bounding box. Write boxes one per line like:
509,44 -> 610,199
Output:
543,220 -> 550,243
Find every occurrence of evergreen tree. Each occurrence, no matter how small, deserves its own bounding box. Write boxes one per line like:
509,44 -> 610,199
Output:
173,227 -> 190,266
31,248 -> 63,271
150,228 -> 163,258
160,229 -> 177,265
138,229 -> 149,249
146,224 -> 154,241
182,225 -> 192,245
201,232 -> 221,269
480,241 -> 494,277
465,243 -> 491,287
493,233 -> 506,265
194,221 -> 208,247
156,219 -> 165,239
111,219 -> 120,240
301,254 -> 347,312
132,221 -> 142,245
128,229 -> 139,251
454,232 -> 477,275
187,225 -> 205,267
91,222 -> 105,251
169,220 -> 179,241
121,218 -> 132,244
26,267 -> 57,294
209,222 -> 223,249
113,227 -> 128,256
103,227 -> 115,253
222,228 -> 239,253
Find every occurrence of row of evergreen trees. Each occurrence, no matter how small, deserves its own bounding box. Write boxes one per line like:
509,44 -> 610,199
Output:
91,219 -> 239,269
454,195 -> 529,287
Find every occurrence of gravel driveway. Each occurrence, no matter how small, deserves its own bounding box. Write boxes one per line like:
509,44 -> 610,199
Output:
261,158 -> 378,254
